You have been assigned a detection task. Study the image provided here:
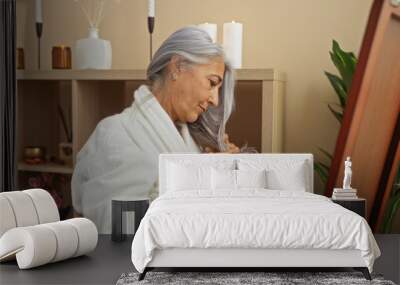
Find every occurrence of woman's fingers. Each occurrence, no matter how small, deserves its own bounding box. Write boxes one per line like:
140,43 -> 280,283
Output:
203,134 -> 240,153
227,142 -> 240,153
222,133 -> 240,153
224,133 -> 229,143
204,146 -> 215,153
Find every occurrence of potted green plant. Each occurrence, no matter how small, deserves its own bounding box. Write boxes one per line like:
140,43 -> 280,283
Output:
316,40 -> 399,233
382,165 -> 400,233
314,40 -> 357,188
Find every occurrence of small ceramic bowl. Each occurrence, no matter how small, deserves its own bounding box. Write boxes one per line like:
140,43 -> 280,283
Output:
24,146 -> 46,159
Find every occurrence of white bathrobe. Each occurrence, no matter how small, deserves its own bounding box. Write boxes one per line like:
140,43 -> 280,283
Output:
71,85 -> 201,234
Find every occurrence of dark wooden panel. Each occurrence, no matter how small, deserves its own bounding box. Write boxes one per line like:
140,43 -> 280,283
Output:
17,80 -> 70,161
226,81 -> 263,152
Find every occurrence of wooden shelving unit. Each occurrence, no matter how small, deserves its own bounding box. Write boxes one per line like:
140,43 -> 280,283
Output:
16,69 -> 286,215
18,162 -> 73,174
16,69 -> 285,81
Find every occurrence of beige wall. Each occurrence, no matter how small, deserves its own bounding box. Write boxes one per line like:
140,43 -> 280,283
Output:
16,0 -> 373,194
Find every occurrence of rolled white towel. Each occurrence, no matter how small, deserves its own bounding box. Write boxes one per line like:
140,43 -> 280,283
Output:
23,189 -> 60,224
0,191 -> 39,227
0,196 -> 17,237
0,218 -> 98,269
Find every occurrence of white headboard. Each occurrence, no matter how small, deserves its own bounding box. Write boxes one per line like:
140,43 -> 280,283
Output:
159,153 -> 313,195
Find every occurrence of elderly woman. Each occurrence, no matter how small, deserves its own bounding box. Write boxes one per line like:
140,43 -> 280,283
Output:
71,26 -> 238,233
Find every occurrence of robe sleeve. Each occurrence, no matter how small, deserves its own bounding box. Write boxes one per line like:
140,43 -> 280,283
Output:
71,115 -> 158,215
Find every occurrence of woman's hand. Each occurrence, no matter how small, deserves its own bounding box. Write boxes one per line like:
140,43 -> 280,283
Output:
204,133 -> 240,153
224,133 -> 240,153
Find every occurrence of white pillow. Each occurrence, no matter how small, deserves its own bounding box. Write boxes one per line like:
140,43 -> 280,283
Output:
237,169 -> 267,189
167,162 -> 212,191
266,163 -> 307,191
211,168 -> 237,190
238,159 -> 308,191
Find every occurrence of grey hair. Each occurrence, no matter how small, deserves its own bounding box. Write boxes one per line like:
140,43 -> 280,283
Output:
147,26 -> 235,152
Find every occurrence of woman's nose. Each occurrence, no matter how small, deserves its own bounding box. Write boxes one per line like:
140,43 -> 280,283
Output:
208,90 -> 219,106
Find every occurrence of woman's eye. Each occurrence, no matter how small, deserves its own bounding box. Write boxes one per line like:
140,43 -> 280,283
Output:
209,80 -> 217,88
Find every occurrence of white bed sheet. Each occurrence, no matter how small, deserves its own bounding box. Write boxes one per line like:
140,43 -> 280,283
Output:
131,189 -> 380,273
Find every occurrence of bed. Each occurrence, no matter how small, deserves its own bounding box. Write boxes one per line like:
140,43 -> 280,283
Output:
131,153 -> 380,280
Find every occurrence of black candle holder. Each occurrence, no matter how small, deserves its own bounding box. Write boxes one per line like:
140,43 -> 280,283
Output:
147,16 -> 154,61
36,22 -> 43,70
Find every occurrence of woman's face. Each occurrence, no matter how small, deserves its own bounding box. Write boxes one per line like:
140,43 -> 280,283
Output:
171,57 -> 225,123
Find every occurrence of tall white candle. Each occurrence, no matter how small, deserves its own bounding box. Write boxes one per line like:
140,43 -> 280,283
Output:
35,0 -> 42,23
223,21 -> 243,69
148,0 -> 155,17
198,23 -> 217,43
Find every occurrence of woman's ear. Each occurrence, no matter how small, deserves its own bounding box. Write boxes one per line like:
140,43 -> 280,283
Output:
169,55 -> 184,74
167,55 -> 185,81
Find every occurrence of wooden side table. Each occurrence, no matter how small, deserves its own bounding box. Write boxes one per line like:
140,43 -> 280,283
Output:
111,198 -> 149,242
331,198 -> 366,218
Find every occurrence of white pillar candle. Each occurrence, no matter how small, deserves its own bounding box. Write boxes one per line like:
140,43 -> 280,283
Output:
223,21 -> 243,69
35,0 -> 42,23
148,0 -> 155,17
197,23 -> 217,43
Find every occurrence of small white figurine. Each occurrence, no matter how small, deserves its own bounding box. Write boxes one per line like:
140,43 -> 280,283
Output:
343,156 -> 352,189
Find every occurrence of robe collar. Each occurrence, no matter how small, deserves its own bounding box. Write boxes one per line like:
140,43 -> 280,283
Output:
132,85 -> 200,153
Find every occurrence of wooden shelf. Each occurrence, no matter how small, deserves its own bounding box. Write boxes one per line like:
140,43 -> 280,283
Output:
18,162 -> 73,174
15,68 -> 286,214
16,69 -> 286,82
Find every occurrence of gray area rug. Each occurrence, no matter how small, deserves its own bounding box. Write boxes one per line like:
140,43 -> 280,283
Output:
116,271 -> 396,285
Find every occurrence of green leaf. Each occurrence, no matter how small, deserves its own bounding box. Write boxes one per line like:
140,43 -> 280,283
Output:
328,104 -> 343,123
395,164 -> 400,184
330,40 -> 357,91
318,147 -> 333,161
382,191 -> 400,233
318,162 -> 330,172
324,71 -> 347,107
348,51 -> 357,67
314,147 -> 332,187
314,162 -> 330,185
382,164 -> 400,232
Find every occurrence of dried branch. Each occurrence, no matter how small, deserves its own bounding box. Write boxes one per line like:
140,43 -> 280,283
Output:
74,0 -> 118,29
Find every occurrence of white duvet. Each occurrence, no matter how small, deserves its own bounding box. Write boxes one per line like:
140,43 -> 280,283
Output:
131,190 -> 380,273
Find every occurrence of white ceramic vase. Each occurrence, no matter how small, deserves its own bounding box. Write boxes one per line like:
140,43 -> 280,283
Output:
75,27 -> 112,69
